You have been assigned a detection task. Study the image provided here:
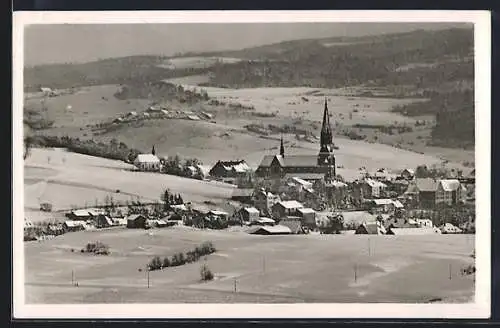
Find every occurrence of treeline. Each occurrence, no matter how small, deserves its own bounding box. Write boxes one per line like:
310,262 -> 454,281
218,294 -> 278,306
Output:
205,28 -> 473,91
352,123 -> 413,135
114,81 -> 209,103
26,135 -> 143,162
148,241 -> 216,271
24,56 -> 208,92
393,89 -> 474,149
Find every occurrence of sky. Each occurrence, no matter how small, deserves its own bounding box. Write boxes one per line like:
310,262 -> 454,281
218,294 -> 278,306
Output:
24,22 -> 470,66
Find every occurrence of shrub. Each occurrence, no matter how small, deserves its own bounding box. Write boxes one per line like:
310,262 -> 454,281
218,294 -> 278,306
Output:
162,257 -> 171,268
84,241 -> 110,255
149,256 -> 162,271
200,264 -> 214,281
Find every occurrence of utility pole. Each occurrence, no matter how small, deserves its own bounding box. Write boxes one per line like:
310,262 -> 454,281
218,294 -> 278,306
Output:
263,256 -> 266,274
71,270 -> 74,286
146,266 -> 150,288
234,279 -> 237,293
354,264 -> 358,283
449,263 -> 452,280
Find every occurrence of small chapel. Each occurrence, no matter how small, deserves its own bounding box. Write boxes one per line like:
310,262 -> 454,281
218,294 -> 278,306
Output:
255,98 -> 337,183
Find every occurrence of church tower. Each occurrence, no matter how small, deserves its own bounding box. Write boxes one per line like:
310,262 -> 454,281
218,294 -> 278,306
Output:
151,144 -> 156,156
317,98 -> 336,180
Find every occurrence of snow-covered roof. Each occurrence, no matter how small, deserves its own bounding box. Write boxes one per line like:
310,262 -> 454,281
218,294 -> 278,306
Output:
135,154 -> 160,163
244,207 -> 260,214
439,179 -> 461,192
64,220 -> 84,227
290,177 -> 312,187
209,210 -> 229,216
257,217 -> 275,223
365,178 -> 387,188
171,204 -> 188,211
298,208 -> 315,214
248,224 -> 291,234
187,115 -> 200,120
277,200 -> 304,209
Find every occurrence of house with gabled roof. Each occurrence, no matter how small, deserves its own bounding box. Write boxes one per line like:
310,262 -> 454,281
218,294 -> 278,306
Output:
405,178 -> 466,208
209,160 -> 251,184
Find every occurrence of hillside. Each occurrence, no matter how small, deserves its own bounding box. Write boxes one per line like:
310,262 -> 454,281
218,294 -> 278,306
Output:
24,27 -> 475,150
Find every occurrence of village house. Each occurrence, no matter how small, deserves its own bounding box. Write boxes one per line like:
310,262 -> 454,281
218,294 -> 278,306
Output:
404,178 -> 466,208
353,178 -> 387,201
233,207 -> 260,223
415,218 -> 434,228
63,220 -> 85,232
126,214 -> 148,229
253,189 -> 281,216
365,198 -> 404,215
248,225 -> 292,235
271,200 -> 304,219
297,208 -> 316,229
94,214 -> 114,229
400,168 -> 415,180
209,160 -> 251,184
355,221 -> 386,235
278,217 -> 306,234
386,226 -> 441,235
439,223 -> 463,234
436,179 -> 467,206
134,154 -> 161,172
338,210 -> 378,230
65,209 -> 102,221
383,217 -> 419,230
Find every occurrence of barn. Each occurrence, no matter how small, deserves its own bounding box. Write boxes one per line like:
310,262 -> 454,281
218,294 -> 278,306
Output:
248,225 -> 292,235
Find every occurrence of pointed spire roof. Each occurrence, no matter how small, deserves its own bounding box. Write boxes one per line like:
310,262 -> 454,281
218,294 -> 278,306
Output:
151,144 -> 156,156
280,135 -> 285,156
320,98 -> 333,147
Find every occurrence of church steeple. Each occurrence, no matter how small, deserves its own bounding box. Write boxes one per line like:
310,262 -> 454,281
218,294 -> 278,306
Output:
151,144 -> 156,156
280,135 -> 285,156
318,98 -> 336,179
320,98 -> 333,152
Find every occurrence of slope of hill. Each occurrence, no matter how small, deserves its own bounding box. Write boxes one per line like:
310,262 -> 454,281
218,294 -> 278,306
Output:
24,27 -> 475,150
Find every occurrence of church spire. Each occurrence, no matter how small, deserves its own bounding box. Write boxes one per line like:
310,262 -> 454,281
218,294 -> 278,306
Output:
151,144 -> 156,156
320,97 -> 333,149
280,135 -> 285,156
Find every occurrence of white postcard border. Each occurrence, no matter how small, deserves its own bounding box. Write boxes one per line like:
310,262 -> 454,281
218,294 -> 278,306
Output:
12,10 -> 491,319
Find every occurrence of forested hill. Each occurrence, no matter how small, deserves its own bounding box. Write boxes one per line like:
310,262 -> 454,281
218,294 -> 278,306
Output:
24,27 -> 474,150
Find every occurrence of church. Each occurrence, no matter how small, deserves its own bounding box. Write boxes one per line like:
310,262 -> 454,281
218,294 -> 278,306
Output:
255,99 -> 337,183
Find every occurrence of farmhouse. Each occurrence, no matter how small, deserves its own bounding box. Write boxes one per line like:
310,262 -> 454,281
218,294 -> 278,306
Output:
209,160 -> 251,184
404,178 -> 466,208
440,223 -> 463,234
253,189 -> 281,215
255,100 -> 336,182
271,200 -> 304,219
400,168 -> 415,180
366,199 -> 404,214
355,221 -> 386,235
416,218 -> 434,228
234,207 -> 260,222
339,211 -> 377,230
134,154 -> 161,172
126,214 -> 148,229
277,217 -> 305,234
297,207 -> 316,228
353,178 -> 387,199
387,227 -> 441,235
248,225 -> 292,235
94,214 -> 114,229
63,220 -> 85,232
66,209 -> 101,221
